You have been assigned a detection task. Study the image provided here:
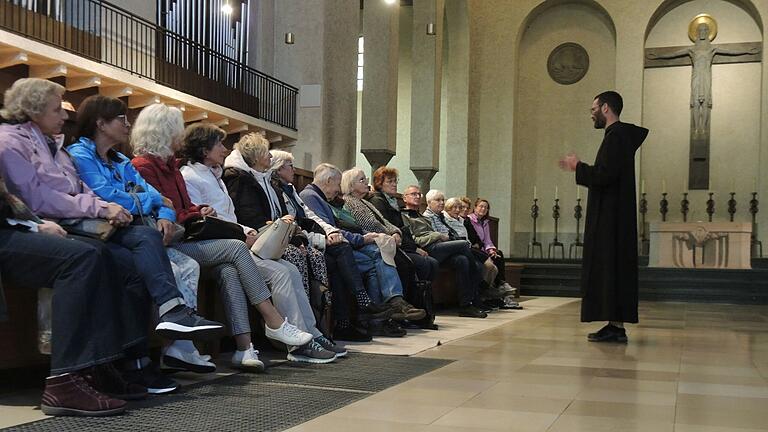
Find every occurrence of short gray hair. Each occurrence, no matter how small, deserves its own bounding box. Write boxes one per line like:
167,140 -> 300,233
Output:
270,149 -> 294,171
425,189 -> 445,203
313,163 -> 341,185
0,78 -> 65,123
131,104 -> 185,159
341,167 -> 366,195
234,132 -> 269,167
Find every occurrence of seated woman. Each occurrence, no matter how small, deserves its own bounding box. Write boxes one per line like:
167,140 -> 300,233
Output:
366,166 -> 440,292
69,99 -> 313,372
270,151 -> 387,342
180,123 -> 342,363
0,78 -> 224,393
0,176 -> 145,416
443,197 -> 498,297
400,185 -> 487,318
221,133 -> 329,302
340,167 -> 427,322
466,198 -> 518,302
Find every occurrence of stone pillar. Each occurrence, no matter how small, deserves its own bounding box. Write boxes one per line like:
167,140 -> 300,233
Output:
360,0 -> 400,171
412,168 -> 438,194
409,0 -> 444,191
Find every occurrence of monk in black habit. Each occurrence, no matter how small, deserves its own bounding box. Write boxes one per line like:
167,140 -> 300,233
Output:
559,91 -> 648,343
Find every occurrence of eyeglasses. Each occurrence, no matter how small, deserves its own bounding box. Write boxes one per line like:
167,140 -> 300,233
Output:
406,192 -> 422,197
358,177 -> 369,184
115,114 -> 130,127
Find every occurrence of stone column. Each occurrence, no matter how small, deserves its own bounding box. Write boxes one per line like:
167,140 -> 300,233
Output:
409,0 -> 444,192
360,0 -> 400,172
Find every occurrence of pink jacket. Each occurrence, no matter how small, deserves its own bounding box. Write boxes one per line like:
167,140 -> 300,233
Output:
468,213 -> 496,252
0,122 -> 107,219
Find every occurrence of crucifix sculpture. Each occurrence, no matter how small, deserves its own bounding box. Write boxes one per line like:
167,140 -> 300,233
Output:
645,14 -> 762,189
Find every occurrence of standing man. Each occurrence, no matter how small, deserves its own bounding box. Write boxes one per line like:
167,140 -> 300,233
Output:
559,91 -> 648,343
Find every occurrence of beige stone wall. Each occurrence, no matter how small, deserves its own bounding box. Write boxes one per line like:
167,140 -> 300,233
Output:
467,0 -> 766,254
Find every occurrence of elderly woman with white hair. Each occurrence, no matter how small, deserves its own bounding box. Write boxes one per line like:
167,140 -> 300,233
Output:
340,167 -> 426,322
221,133 -> 330,301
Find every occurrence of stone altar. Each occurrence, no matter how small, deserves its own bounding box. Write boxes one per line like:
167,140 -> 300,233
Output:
648,222 -> 752,269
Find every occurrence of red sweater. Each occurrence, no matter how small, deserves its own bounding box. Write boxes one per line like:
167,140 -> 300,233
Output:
131,154 -> 203,224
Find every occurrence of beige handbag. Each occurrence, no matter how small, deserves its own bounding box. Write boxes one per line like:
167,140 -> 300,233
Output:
250,219 -> 294,259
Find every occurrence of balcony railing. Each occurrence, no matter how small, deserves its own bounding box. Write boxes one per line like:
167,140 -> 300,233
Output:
0,0 -> 297,130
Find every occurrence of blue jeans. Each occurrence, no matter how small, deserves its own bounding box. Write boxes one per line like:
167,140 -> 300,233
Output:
353,243 -> 404,304
109,225 -> 183,316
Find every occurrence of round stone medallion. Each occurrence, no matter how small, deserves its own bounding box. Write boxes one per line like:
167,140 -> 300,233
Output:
547,43 -> 589,85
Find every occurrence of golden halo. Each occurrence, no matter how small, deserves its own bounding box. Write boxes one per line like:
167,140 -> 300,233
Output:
688,14 -> 718,42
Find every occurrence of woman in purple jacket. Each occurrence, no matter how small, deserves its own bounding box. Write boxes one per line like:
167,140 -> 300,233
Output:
466,199 -> 518,302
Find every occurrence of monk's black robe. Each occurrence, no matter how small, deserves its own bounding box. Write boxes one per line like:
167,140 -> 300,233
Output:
576,121 -> 648,323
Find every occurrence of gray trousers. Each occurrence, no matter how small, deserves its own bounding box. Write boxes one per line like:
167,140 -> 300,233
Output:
172,239 -> 271,336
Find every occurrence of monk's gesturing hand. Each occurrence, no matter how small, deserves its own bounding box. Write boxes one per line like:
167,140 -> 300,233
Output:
558,153 -> 580,172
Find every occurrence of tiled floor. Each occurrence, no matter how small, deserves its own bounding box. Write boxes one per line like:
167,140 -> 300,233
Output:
287,301 -> 768,432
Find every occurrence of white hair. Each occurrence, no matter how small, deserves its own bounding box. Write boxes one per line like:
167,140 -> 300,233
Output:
270,149 -> 294,171
313,163 -> 341,185
131,104 -> 185,159
341,167 -> 366,195
234,132 -> 270,167
0,78 -> 65,123
425,189 -> 445,203
444,197 -> 463,212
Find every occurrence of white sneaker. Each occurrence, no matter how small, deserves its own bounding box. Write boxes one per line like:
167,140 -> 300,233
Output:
265,318 -> 313,346
231,343 -> 265,372
162,344 -> 216,374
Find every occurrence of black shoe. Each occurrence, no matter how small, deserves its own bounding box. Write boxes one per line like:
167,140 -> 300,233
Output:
472,302 -> 492,313
368,319 -> 406,337
123,365 -> 179,395
155,305 -> 225,341
333,325 -> 372,342
87,364 -> 147,401
458,305 -> 488,319
587,324 -> 628,343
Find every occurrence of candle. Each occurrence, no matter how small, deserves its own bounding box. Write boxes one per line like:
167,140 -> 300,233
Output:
577,186 -> 581,200
555,186 -> 558,200
662,179 -> 667,194
731,179 -> 736,193
534,186 -> 537,200
754,177 -> 758,192
641,180 -> 645,194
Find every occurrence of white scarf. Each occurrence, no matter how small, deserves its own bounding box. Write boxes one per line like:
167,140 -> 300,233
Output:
224,150 -> 281,220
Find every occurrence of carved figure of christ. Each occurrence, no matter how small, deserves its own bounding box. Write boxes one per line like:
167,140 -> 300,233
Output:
645,23 -> 761,189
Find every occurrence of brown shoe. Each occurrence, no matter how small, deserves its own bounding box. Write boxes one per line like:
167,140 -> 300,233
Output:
87,364 -> 148,400
388,296 -> 426,321
41,372 -> 126,417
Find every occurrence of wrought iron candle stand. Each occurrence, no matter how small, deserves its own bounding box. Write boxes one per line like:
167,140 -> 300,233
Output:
660,193 -> 669,222
681,192 -> 689,222
639,193 -> 649,255
706,192 -> 715,222
548,198 -> 565,259
750,192 -> 762,257
569,198 -> 584,259
527,198 -> 543,258
728,193 -> 737,222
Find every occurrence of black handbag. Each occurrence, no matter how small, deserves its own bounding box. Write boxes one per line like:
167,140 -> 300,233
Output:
408,280 -> 438,330
184,216 -> 247,242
